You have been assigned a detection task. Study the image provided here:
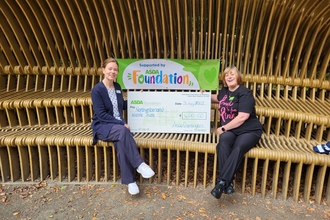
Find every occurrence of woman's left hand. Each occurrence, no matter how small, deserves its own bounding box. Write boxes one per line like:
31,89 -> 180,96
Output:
217,127 -> 224,135
124,124 -> 131,130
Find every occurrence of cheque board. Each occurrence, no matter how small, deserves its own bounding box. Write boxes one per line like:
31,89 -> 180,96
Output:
127,91 -> 211,133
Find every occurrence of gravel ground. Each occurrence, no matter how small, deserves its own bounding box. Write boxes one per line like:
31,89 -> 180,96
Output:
1,181 -> 329,220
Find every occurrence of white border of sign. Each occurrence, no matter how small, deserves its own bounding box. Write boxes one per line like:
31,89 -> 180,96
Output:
128,91 -> 211,134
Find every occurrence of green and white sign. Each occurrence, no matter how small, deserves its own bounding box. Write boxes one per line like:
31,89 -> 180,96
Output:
117,59 -> 219,90
128,91 -> 211,133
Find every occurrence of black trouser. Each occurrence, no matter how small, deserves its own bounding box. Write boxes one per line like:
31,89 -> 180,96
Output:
216,131 -> 261,186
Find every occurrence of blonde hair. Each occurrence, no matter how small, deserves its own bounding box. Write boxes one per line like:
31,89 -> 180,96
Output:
102,57 -> 119,69
221,66 -> 243,87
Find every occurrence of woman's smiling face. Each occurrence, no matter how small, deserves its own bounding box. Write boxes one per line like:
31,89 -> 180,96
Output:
102,61 -> 118,81
225,70 -> 238,88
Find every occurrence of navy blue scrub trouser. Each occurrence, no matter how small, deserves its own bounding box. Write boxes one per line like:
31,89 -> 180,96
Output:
99,124 -> 144,184
216,131 -> 261,186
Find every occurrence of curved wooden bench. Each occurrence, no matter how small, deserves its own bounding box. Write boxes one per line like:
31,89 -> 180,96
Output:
1,73 -> 329,205
243,75 -> 330,142
1,123 -> 329,204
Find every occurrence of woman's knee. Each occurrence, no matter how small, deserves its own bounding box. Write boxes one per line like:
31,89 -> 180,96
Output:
116,125 -> 128,132
217,133 -> 236,150
106,124 -> 131,141
219,132 -> 236,142
116,125 -> 131,137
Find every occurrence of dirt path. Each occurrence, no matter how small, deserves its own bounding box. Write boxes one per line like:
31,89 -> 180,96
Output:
1,182 -> 329,220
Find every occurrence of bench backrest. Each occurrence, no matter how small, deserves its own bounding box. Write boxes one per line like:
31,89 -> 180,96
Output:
1,1 -> 328,79
1,0 -> 329,139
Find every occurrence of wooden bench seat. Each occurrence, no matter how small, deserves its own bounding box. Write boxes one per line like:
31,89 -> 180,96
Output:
1,121 -> 329,204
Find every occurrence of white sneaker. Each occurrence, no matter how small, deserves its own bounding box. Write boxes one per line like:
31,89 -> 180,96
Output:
136,162 -> 155,178
127,182 -> 139,195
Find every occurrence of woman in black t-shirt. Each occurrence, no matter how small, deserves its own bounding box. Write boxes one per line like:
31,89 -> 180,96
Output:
210,66 -> 262,199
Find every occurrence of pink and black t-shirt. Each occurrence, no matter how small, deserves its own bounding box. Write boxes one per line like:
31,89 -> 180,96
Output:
217,85 -> 262,137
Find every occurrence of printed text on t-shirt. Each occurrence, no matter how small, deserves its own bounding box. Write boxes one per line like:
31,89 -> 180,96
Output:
219,95 -> 237,122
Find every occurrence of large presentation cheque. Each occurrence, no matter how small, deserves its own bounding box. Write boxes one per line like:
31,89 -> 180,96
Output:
128,91 -> 211,133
